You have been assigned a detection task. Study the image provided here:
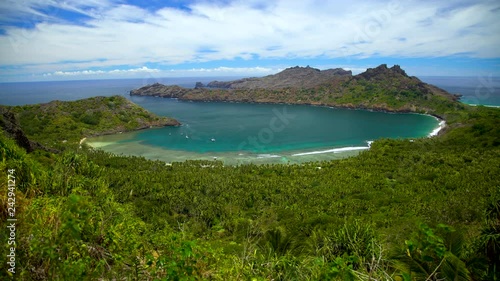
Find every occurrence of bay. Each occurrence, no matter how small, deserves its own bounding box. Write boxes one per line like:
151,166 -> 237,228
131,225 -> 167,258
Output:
88,97 -> 439,165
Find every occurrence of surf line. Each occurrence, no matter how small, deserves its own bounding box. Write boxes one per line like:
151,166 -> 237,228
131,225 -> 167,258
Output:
291,141 -> 373,157
428,116 -> 446,137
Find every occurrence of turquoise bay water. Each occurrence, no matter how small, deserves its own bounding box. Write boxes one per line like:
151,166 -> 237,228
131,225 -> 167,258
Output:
88,96 -> 439,164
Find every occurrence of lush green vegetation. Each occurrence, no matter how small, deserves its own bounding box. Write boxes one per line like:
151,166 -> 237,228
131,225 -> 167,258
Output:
2,96 -> 179,150
1,101 -> 499,279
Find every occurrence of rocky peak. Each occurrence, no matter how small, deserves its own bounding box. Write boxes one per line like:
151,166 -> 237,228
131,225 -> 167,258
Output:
280,65 -> 320,74
390,65 -> 407,76
321,68 -> 353,76
355,64 -> 409,81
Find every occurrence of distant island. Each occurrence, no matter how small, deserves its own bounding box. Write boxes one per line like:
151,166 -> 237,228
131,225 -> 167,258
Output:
131,64 -> 463,117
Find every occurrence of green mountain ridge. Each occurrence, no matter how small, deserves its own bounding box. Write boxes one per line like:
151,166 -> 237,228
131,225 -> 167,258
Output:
0,95 -> 180,149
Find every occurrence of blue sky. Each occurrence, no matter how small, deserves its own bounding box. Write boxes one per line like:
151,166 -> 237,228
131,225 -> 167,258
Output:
0,0 -> 499,82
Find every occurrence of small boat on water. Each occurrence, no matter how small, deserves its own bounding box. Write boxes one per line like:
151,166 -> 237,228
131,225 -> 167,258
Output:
211,138 -> 216,142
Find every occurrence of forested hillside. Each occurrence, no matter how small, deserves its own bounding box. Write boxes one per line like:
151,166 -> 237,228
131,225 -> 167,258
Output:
1,100 -> 499,279
1,95 -> 179,150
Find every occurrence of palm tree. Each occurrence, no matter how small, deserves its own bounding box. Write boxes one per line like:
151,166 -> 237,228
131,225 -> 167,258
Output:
259,227 -> 297,257
474,200 -> 500,280
392,224 -> 471,281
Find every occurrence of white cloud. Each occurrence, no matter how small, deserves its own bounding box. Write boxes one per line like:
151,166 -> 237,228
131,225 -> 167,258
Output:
44,66 -> 160,76
38,66 -> 276,80
185,66 -> 275,73
50,70 -> 105,76
0,0 -> 498,80
109,66 -> 160,73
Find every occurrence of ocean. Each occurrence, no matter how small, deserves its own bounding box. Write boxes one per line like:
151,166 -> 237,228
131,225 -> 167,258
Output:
420,76 -> 500,106
0,77 -> 216,106
1,76 -> 498,164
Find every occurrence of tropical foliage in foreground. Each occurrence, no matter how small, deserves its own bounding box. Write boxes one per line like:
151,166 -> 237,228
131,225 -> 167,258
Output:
1,105 -> 499,280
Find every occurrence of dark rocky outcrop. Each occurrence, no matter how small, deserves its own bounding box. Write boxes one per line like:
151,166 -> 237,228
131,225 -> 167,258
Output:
0,107 -> 59,153
130,83 -> 193,97
355,64 -> 406,81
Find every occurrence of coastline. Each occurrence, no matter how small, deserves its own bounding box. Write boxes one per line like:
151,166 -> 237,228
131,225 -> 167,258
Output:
86,131 -> 380,165
428,117 -> 446,137
77,121 -> 180,145
468,104 -> 500,108
85,138 -> 368,165
291,141 -> 373,156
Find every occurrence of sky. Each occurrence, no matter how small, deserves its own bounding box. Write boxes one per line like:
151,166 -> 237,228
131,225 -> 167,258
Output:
0,0 -> 499,82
